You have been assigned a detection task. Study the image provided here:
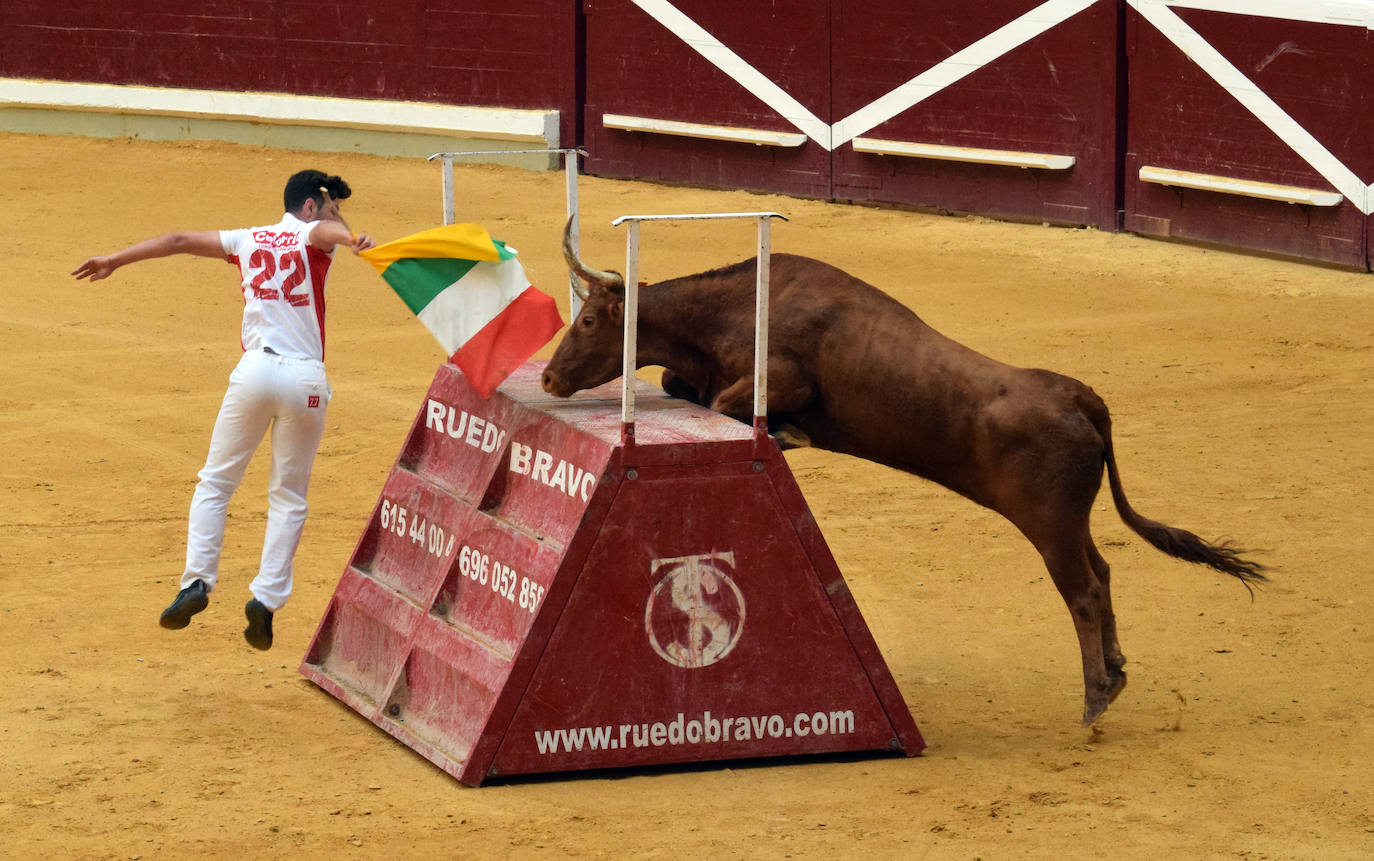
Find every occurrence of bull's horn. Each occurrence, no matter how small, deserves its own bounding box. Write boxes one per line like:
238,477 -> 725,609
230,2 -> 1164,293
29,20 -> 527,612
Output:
562,215 -> 624,298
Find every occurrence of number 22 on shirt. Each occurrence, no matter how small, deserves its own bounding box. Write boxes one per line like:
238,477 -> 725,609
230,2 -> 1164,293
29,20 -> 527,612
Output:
247,248 -> 309,307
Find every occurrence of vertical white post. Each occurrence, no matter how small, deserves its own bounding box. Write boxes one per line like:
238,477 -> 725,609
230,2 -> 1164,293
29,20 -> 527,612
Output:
754,216 -> 771,433
621,221 -> 641,437
565,152 -> 583,317
441,156 -> 455,226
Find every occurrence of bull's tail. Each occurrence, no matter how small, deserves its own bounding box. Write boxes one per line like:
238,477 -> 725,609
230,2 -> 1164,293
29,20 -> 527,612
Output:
1085,394 -> 1268,593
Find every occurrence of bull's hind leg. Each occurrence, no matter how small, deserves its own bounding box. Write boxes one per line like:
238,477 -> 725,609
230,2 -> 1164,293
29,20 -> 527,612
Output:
1087,539 -> 1127,700
1029,527 -> 1118,726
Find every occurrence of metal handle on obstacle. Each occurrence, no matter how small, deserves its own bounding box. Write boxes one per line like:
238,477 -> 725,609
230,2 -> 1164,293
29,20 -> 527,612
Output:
429,148 -> 590,314
610,212 -> 789,443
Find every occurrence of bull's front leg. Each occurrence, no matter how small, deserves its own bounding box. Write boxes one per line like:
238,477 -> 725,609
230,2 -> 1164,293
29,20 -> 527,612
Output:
708,377 -> 755,424
709,368 -> 815,427
659,368 -> 708,406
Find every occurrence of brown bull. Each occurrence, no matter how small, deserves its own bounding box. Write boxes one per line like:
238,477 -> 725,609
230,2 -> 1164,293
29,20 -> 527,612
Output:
541,221 -> 1266,726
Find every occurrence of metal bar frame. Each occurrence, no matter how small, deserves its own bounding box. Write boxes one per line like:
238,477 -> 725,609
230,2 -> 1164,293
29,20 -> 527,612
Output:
608,211 -> 789,443
428,148 -> 590,312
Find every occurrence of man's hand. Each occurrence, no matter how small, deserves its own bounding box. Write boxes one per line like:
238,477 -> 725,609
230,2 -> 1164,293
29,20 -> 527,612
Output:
71,256 -> 118,281
310,221 -> 374,254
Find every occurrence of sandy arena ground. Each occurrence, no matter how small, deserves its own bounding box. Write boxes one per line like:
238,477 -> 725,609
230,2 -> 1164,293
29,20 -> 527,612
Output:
3,133 -> 1373,859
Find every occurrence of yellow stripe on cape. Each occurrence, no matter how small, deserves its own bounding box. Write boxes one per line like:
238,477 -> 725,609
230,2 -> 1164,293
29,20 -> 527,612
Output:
359,223 -> 502,273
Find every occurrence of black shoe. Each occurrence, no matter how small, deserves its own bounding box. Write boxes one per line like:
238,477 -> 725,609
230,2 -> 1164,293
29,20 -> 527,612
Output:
159,580 -> 209,630
243,599 -> 274,650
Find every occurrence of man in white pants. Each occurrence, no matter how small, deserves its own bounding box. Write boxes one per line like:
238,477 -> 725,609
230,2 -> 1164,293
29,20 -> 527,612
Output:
73,170 -> 374,650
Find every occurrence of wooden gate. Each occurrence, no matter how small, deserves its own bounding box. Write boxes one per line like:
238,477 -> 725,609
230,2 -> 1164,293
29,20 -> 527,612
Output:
583,0 -> 1121,227
581,0 -> 832,199
830,0 -> 1121,229
1124,0 -> 1372,269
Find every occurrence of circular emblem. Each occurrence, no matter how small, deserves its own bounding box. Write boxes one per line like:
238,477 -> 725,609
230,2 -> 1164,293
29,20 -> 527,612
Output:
644,552 -> 746,669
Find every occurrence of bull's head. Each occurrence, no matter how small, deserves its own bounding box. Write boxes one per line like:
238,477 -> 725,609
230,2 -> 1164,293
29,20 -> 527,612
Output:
541,217 -> 628,397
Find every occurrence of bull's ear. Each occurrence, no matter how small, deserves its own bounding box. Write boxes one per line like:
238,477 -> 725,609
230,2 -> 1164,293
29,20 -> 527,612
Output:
582,273 -> 625,302
609,297 -> 624,326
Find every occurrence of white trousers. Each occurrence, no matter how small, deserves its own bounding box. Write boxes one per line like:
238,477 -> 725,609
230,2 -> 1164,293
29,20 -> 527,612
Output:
181,349 -> 331,611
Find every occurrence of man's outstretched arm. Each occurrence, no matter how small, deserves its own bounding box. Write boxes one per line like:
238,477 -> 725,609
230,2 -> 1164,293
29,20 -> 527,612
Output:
72,230 -> 226,281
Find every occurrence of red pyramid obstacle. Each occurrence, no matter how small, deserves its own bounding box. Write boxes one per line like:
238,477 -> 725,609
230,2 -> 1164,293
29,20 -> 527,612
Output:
300,361 -> 923,785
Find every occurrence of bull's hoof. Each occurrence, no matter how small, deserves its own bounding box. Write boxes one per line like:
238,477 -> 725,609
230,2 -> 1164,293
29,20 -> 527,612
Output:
1107,669 -> 1128,704
1081,697 -> 1111,727
773,424 -> 812,450
1077,700 -> 1110,725
660,371 -> 705,405
1081,673 -> 1125,726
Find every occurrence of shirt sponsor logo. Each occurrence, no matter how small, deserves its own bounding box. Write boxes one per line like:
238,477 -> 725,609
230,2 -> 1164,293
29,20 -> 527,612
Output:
251,229 -> 304,249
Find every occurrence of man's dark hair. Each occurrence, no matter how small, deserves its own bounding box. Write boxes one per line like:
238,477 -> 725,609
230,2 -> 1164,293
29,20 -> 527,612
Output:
283,170 -> 351,215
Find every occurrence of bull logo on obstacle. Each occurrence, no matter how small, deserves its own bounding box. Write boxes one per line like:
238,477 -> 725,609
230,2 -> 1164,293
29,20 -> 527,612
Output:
644,551 -> 746,669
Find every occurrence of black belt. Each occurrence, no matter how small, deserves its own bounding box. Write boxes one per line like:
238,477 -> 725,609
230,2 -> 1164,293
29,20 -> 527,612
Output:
263,347 -> 279,355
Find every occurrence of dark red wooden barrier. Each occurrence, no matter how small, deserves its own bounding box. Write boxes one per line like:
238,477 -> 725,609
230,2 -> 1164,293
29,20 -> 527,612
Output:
831,0 -> 1121,229
6,1 -> 1369,266
582,1 -> 1120,228
1124,2 -> 1371,270
581,0 -> 832,199
0,0 -> 580,144
300,361 -> 924,784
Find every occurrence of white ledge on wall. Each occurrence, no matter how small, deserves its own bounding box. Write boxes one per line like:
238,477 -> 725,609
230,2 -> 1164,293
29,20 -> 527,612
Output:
602,113 -> 808,147
0,78 -> 559,146
851,137 -> 1076,169
1138,165 -> 1344,206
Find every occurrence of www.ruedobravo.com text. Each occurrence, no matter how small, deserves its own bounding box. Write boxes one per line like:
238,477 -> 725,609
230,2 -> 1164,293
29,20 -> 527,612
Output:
533,708 -> 856,755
